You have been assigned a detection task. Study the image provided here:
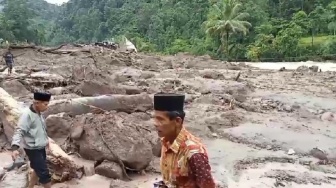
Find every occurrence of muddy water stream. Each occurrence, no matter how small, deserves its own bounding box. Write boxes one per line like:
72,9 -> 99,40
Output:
1,137 -> 336,187
246,61 -> 336,71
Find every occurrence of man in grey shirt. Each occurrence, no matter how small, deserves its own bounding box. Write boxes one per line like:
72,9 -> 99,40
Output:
11,92 -> 52,188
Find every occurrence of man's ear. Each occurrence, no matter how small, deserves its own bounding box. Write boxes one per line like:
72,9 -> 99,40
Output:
175,117 -> 183,125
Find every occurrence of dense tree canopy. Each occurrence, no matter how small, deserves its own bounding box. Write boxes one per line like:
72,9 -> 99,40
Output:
1,0 -> 336,61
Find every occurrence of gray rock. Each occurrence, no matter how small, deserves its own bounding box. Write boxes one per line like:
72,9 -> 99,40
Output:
3,156 -> 25,171
283,105 -> 293,112
48,87 -> 66,95
309,65 -> 319,72
2,80 -> 30,97
76,113 -> 153,171
199,70 -> 225,80
0,168 -> 5,179
45,113 -> 72,145
122,85 -> 142,95
296,65 -> 309,72
321,112 -> 336,122
70,116 -> 85,140
95,161 -> 123,179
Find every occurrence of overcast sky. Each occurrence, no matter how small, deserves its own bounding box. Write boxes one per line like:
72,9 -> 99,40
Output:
45,0 -> 69,5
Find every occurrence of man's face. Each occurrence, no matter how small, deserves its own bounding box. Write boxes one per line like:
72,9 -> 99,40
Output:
35,101 -> 49,112
153,111 -> 177,138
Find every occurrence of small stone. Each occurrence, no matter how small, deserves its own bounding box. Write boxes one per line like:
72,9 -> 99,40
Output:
317,109 -> 325,114
95,161 -> 123,179
283,105 -> 293,112
287,148 -> 295,155
292,104 -> 301,109
310,148 -> 328,161
211,133 -> 218,138
321,112 -> 335,122
71,125 -> 84,140
279,67 -> 286,71
309,65 -> 319,72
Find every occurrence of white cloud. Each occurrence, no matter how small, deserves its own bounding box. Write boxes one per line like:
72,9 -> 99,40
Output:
45,0 -> 69,5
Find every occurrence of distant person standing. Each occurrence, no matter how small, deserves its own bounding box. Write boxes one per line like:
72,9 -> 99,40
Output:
2,48 -> 14,75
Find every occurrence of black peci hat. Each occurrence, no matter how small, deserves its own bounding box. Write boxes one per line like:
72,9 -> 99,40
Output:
34,92 -> 51,102
154,93 -> 185,111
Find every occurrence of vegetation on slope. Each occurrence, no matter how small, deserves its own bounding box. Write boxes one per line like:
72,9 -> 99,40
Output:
1,0 -> 336,62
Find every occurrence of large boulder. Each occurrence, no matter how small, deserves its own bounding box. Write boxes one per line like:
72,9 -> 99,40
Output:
73,112 -> 154,171
1,80 -> 30,98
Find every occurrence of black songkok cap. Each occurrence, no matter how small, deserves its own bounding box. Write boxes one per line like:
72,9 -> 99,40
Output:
34,92 -> 51,102
154,93 -> 185,111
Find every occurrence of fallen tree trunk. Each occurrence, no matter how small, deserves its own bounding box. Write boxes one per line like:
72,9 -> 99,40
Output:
0,72 -> 76,91
42,44 -> 66,53
44,93 -> 153,117
0,87 -> 83,183
8,44 -> 37,50
8,44 -> 90,55
8,44 -> 65,52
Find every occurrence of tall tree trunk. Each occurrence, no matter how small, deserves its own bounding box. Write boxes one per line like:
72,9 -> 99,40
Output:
226,31 -> 230,58
311,28 -> 314,48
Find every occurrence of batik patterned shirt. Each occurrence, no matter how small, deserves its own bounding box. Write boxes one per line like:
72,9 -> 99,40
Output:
160,128 -> 216,188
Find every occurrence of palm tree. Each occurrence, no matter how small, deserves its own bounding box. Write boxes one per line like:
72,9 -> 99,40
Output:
205,0 -> 251,57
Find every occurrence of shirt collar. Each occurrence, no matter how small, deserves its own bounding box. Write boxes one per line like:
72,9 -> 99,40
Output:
162,128 -> 188,153
29,105 -> 37,113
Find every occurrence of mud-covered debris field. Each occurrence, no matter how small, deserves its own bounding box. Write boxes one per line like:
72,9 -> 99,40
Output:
0,44 -> 336,188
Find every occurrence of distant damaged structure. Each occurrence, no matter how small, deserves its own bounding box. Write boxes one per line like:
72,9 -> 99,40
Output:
118,36 -> 137,53
94,41 -> 118,50
78,36 -> 138,53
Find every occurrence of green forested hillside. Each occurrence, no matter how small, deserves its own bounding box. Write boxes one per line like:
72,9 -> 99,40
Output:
1,0 -> 336,61
0,0 -> 59,44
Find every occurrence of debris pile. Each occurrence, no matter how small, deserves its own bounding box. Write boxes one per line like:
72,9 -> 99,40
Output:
0,44 -> 335,187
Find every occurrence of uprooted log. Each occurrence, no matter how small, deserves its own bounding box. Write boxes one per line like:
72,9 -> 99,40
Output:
0,87 -> 83,183
44,93 -> 153,117
8,44 -> 91,55
0,72 -> 77,90
9,44 -> 65,51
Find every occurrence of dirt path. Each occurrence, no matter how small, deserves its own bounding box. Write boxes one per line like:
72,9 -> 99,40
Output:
0,46 -> 335,187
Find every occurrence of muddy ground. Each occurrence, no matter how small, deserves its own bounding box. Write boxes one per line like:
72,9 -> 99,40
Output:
0,45 -> 336,187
